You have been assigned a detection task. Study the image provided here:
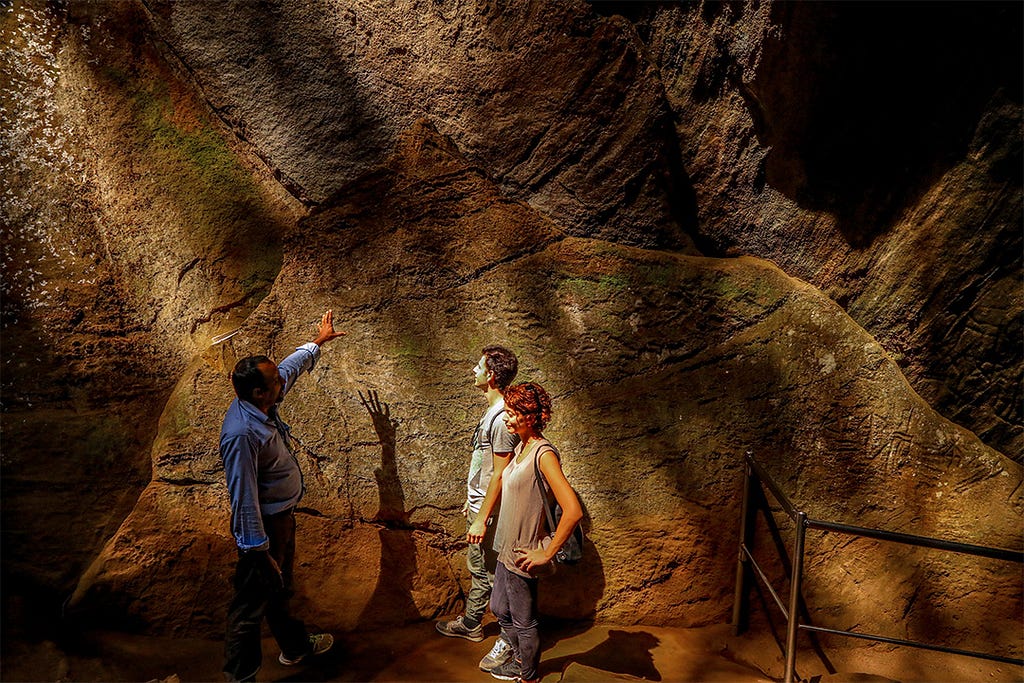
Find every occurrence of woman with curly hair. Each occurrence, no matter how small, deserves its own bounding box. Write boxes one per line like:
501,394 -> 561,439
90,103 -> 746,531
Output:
483,381 -> 583,683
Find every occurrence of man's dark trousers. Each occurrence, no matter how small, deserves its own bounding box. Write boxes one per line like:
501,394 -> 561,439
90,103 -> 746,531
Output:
224,508 -> 311,681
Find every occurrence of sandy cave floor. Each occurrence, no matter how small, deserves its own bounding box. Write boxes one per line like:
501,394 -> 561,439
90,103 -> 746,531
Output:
2,615 -> 1022,682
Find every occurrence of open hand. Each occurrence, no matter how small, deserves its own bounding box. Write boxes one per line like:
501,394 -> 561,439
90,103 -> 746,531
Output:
313,309 -> 346,346
359,389 -> 396,444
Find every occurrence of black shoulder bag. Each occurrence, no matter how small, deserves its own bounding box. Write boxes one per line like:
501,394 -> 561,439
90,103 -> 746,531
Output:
533,445 -> 584,564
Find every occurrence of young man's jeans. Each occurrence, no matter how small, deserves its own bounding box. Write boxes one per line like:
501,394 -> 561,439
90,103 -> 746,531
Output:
465,508 -> 498,625
224,508 -> 311,682
490,562 -> 540,680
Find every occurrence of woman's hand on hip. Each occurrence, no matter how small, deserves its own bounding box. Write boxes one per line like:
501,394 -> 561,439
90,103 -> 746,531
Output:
513,547 -> 550,573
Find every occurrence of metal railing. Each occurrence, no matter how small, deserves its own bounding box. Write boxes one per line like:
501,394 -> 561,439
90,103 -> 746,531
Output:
732,453 -> 1024,683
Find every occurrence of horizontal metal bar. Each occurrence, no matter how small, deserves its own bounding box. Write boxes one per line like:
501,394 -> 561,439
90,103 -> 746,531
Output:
806,518 -> 1024,563
799,623 -> 1024,666
746,454 -> 1021,563
742,544 -> 789,620
744,453 -> 1023,670
745,453 -> 797,519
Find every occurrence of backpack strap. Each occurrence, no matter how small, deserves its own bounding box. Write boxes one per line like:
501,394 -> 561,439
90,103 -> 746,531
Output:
533,444 -> 559,533
484,409 -> 503,456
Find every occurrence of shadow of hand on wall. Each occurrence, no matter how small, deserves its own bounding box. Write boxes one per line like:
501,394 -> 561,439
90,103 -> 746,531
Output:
540,629 -> 662,681
354,390 -> 422,633
360,389 -> 408,525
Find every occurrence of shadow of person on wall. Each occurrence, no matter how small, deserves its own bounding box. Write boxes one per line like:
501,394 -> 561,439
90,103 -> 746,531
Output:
361,389 -> 408,525
276,389 -> 420,682
539,629 -> 662,681
535,496 -> 606,643
354,390 -> 422,630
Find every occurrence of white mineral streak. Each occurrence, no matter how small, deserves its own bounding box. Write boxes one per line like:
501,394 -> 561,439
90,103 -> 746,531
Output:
1,2 -> 96,315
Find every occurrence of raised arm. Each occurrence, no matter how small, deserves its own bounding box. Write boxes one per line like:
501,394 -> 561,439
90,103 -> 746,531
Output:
278,309 -> 347,396
312,309 -> 345,347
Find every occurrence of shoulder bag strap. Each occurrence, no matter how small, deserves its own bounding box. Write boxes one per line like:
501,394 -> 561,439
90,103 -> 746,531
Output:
533,444 -> 559,533
485,409 -> 503,456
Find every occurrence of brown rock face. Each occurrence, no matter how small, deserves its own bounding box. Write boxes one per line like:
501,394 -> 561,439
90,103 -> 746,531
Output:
68,123 -> 1021,664
139,0 -> 696,251
1,0 -> 296,607
630,1 -> 1023,457
2,0 -> 1021,672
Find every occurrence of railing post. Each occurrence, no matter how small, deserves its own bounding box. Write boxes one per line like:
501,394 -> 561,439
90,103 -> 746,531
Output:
739,454 -> 1023,672
784,511 -> 808,683
732,459 -> 756,635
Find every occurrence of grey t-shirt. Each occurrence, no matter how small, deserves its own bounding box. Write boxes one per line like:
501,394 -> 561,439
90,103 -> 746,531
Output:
466,399 -> 519,514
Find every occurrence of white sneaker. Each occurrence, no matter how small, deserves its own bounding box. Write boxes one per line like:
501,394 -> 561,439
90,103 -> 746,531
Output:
279,632 -> 334,665
479,636 -> 513,672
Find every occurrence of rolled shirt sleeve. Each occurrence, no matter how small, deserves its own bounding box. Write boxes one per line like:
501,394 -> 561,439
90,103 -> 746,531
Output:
220,342 -> 322,551
277,342 -> 321,399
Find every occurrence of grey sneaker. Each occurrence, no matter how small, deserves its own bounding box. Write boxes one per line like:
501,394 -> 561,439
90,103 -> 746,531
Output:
479,636 -> 513,672
278,632 -> 334,665
435,615 -> 484,642
489,659 -> 521,681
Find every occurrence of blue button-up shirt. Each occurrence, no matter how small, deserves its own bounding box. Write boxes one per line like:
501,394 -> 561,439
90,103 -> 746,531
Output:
220,343 -> 321,551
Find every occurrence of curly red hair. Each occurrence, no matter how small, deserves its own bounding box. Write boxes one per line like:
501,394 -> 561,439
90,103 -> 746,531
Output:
504,382 -> 552,432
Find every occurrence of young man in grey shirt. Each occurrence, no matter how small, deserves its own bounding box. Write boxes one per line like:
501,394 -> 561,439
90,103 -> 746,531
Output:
436,346 -> 519,672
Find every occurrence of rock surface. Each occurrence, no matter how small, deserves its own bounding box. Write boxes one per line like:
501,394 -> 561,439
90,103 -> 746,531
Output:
138,0 -> 696,251
0,0 -> 297,602
1,0 -> 1021,673
69,123 -> 1022,664
3,618 -> 1019,682
630,1 -> 1023,457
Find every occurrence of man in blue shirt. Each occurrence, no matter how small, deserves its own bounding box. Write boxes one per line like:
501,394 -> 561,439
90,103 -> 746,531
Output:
221,309 -> 344,682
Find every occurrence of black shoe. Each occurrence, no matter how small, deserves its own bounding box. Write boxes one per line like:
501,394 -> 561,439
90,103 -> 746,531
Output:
279,633 -> 333,665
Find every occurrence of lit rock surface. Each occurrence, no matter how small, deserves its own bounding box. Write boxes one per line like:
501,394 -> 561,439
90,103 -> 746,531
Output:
1,0 -> 1021,674
1,0 -> 298,595
70,124 -> 1022,664
137,0 -> 695,250
632,2 -> 1023,456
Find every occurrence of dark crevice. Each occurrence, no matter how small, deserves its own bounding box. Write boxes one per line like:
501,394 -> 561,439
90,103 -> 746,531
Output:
156,477 -> 217,486
749,2 -> 1023,247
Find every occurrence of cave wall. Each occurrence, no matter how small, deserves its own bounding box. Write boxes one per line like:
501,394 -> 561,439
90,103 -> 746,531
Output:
137,0 -> 698,250
2,0 -> 1021,666
630,0 -> 1023,457
1,0 -> 298,612
67,124 -> 1023,658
